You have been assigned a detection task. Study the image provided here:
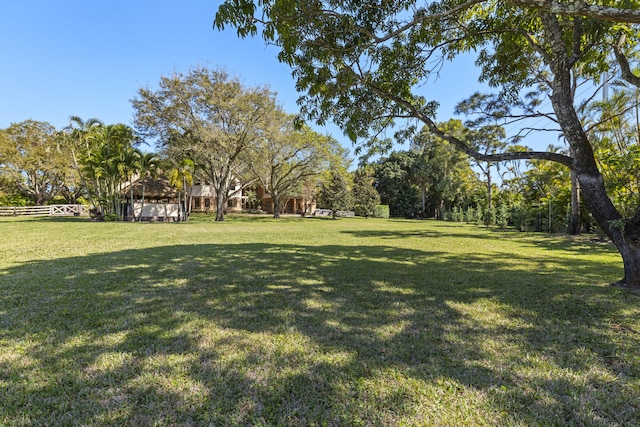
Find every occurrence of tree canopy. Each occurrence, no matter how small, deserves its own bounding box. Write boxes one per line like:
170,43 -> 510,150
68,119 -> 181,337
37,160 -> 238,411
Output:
0,120 -> 66,206
132,66 -> 279,221
247,111 -> 342,218
78,123 -> 144,218
215,0 -> 640,288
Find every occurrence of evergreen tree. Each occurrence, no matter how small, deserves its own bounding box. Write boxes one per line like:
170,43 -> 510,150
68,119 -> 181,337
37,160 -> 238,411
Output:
318,171 -> 352,219
352,166 -> 380,218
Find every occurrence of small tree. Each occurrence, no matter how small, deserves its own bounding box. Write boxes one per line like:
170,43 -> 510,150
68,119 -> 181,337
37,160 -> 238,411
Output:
483,204 -> 497,227
318,171 -> 352,219
352,166 -> 380,218
475,204 -> 484,226
465,206 -> 475,224
497,204 -> 510,229
169,158 -> 194,221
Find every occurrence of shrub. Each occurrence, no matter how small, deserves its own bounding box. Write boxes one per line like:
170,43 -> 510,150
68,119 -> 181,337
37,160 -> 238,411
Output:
484,205 -> 496,227
497,204 -> 510,229
450,206 -> 464,222
0,193 -> 31,206
465,206 -> 475,223
475,205 -> 484,226
103,213 -> 121,221
373,204 -> 390,218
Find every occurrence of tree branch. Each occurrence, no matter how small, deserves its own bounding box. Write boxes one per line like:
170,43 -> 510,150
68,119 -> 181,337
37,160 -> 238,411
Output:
506,0 -> 640,23
365,80 -> 573,168
614,33 -> 640,88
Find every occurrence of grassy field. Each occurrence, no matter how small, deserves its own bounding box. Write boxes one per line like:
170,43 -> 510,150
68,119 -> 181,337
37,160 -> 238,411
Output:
0,214 -> 638,426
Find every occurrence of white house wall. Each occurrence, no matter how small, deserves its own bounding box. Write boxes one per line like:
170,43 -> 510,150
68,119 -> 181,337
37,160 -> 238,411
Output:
133,202 -> 182,218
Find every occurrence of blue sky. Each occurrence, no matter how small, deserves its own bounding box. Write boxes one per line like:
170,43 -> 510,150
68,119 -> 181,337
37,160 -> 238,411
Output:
1,1 -> 511,159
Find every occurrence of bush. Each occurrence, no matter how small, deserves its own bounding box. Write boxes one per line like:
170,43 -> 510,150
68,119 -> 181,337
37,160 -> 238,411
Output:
0,194 -> 31,206
497,204 -> 510,229
465,206 -> 475,223
373,205 -> 390,218
475,205 -> 484,226
484,205 -> 496,227
448,206 -> 465,222
102,213 -> 121,221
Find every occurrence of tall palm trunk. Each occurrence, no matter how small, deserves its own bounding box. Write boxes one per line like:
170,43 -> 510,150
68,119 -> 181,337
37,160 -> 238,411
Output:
182,174 -> 188,221
138,185 -> 145,222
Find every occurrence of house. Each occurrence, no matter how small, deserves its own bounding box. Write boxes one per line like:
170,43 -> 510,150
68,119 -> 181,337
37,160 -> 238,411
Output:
190,182 -> 243,213
121,174 -> 184,221
123,175 -> 317,218
190,183 -> 316,215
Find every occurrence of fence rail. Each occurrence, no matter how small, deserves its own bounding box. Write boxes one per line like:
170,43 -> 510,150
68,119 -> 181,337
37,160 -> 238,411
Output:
0,204 -> 85,217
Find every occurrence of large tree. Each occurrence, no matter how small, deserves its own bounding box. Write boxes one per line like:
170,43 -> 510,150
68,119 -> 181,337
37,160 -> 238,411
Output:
132,67 -> 278,221
248,111 -> 340,218
0,120 -> 66,205
411,120 -> 478,219
216,0 -> 640,288
373,151 -> 422,218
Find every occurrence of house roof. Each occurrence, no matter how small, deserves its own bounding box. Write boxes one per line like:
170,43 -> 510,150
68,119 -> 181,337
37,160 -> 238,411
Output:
121,174 -> 180,199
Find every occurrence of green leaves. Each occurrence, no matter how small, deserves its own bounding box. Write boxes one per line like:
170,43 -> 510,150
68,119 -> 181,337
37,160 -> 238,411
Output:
77,123 -> 142,217
0,120 -> 66,205
214,0 -> 259,38
132,66 -> 281,221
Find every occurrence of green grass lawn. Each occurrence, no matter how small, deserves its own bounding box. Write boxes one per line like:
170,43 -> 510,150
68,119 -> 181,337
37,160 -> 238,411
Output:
0,214 -> 638,426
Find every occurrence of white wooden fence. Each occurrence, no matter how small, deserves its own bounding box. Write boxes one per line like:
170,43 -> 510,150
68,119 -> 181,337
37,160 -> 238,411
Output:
0,204 -> 85,217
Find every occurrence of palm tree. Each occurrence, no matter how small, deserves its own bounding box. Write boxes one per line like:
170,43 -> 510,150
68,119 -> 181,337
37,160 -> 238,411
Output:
122,147 -> 143,221
134,152 -> 159,221
79,124 -> 139,219
169,158 -> 195,221
63,116 -> 104,210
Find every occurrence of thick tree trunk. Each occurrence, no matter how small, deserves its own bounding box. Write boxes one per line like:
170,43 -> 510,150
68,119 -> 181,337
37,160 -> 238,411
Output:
541,12 -> 640,288
272,194 -> 281,219
567,167 -> 580,235
609,212 -> 640,288
566,134 -> 640,287
572,140 -> 640,288
616,239 -> 640,289
215,187 -> 226,221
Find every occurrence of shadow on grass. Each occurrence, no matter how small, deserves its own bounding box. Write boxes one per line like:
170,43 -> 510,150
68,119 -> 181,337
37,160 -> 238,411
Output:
1,241 -> 638,425
343,220 -> 619,250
